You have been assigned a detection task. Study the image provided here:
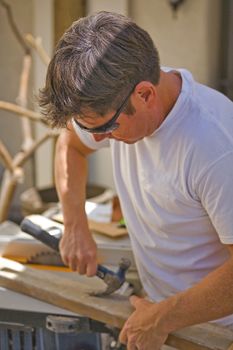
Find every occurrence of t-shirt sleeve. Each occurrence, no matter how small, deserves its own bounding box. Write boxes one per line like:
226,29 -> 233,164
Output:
196,151 -> 233,244
72,119 -> 110,150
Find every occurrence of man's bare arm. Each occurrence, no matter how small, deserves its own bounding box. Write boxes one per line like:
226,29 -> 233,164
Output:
161,245 -> 233,331
55,123 -> 97,275
120,245 -> 233,349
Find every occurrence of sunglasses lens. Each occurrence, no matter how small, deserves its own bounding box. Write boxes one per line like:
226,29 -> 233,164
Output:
92,123 -> 119,134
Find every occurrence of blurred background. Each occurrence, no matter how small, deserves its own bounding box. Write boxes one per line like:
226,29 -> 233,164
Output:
0,0 -> 232,222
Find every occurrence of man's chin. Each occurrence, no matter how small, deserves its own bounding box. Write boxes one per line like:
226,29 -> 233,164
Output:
118,136 -> 144,144
124,140 -> 138,144
109,134 -> 143,144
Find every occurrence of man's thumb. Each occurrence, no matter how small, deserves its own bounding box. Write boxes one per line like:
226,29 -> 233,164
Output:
129,295 -> 143,308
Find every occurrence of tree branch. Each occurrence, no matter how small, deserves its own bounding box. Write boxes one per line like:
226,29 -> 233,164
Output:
0,101 -> 46,124
25,34 -> 50,66
0,140 -> 14,173
0,0 -> 30,54
16,54 -> 34,151
13,130 -> 59,168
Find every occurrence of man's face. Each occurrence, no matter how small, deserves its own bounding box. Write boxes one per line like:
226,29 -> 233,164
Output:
74,107 -> 154,144
74,82 -> 161,144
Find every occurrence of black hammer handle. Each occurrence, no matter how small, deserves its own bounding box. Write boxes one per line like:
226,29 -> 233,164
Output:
20,218 -> 118,281
20,218 -> 60,252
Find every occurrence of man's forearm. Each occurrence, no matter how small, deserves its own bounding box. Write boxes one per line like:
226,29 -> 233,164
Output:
54,131 -> 98,274
160,257 -> 233,333
55,133 -> 88,226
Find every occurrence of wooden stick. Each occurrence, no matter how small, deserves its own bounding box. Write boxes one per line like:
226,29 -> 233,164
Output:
16,54 -> 34,151
0,131 -> 58,222
0,140 -> 14,172
0,101 -> 45,123
0,169 -> 23,222
25,34 -> 50,66
0,138 -> 57,222
0,0 -> 30,54
0,1 -> 56,221
13,131 -> 59,168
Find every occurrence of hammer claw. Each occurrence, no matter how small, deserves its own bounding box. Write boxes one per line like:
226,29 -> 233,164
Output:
93,258 -> 133,297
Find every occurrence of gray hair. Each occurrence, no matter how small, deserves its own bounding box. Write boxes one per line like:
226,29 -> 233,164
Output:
39,11 -> 160,128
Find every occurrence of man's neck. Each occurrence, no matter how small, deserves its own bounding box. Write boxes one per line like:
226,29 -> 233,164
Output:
157,70 -> 182,121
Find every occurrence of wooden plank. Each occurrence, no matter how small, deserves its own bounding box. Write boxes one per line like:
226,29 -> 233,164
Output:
0,257 -> 132,328
52,213 -> 128,238
167,323 -> 233,350
88,219 -> 128,238
1,258 -> 233,349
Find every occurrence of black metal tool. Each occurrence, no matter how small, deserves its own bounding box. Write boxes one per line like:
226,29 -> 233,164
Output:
20,218 -> 133,296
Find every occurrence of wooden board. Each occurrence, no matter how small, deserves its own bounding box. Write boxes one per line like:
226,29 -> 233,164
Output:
1,258 -> 233,349
52,212 -> 128,238
88,219 -> 128,238
0,257 -> 132,328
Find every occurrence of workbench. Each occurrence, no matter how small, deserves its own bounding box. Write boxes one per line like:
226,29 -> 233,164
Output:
0,217 -> 136,350
1,218 -> 233,350
0,286 -> 105,350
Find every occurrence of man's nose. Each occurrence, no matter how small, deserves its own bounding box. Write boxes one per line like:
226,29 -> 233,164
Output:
93,133 -> 111,141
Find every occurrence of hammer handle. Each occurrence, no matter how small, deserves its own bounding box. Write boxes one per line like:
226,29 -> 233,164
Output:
20,218 -> 113,280
21,218 -> 60,252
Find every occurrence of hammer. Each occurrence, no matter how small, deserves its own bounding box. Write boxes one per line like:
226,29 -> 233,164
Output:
20,218 -> 133,297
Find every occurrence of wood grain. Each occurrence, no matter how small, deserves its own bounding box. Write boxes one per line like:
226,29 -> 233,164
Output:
0,257 -> 132,328
1,257 -> 233,349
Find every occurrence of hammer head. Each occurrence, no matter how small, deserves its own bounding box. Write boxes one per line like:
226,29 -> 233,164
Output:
91,258 -> 133,297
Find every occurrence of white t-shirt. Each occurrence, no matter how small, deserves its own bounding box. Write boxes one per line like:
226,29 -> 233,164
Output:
73,68 -> 233,326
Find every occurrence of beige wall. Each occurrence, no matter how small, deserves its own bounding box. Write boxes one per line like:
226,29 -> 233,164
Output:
130,0 -> 222,88
33,0 -> 54,188
87,0 -> 128,14
0,0 -> 34,202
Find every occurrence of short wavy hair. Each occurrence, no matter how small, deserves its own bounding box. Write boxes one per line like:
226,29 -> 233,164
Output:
39,11 -> 160,128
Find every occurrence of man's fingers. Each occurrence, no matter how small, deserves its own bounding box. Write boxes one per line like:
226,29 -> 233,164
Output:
60,254 -> 68,266
127,341 -> 137,350
127,336 -> 137,350
119,324 -> 128,344
63,255 -> 76,271
77,261 -> 87,274
86,261 -> 97,277
60,253 -> 97,276
130,295 -> 143,308
119,328 -> 138,350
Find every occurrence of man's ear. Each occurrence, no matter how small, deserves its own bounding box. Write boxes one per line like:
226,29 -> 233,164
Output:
139,89 -> 151,102
134,81 -> 157,106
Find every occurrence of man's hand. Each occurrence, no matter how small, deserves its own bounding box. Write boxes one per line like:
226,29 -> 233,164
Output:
59,224 -> 98,276
119,295 -> 168,350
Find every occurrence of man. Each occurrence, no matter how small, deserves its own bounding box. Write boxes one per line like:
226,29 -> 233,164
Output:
39,11 -> 233,350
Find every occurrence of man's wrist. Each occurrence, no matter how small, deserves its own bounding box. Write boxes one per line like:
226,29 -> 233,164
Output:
62,204 -> 87,225
152,296 -> 181,335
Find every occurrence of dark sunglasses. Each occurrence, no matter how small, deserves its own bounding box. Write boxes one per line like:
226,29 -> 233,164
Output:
73,86 -> 135,134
